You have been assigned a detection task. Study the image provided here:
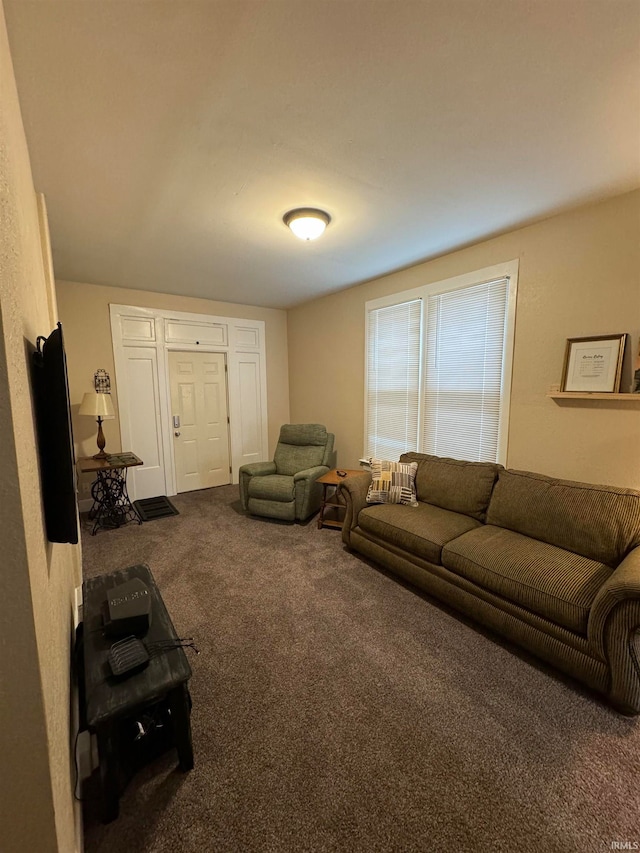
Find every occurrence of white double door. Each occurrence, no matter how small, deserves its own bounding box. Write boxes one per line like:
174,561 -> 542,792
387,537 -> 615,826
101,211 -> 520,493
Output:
168,351 -> 231,493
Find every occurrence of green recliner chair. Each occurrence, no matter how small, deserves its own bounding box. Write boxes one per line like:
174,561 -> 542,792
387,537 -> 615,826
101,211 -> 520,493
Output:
239,424 -> 334,521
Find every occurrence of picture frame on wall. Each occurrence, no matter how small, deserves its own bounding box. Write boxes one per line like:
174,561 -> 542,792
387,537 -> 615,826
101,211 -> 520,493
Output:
561,334 -> 627,393
633,340 -> 640,393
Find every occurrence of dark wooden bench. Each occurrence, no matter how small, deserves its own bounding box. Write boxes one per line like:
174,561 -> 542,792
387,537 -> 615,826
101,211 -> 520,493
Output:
82,564 -> 193,822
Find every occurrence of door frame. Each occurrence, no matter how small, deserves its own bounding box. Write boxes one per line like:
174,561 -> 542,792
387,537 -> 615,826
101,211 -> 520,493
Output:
167,348 -> 232,494
110,304 -> 268,500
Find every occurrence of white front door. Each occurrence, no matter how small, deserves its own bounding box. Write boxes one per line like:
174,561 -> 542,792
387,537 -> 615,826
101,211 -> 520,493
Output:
168,351 -> 231,492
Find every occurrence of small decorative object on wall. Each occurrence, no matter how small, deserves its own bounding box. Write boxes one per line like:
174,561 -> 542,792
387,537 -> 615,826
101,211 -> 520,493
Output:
561,334 -> 627,393
94,368 -> 111,394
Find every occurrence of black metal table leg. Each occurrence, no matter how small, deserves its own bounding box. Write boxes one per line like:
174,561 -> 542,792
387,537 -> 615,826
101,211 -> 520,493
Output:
89,468 -> 142,534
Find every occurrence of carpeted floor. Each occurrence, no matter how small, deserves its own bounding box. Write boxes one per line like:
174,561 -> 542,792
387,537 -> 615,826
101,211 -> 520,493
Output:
81,485 -> 640,853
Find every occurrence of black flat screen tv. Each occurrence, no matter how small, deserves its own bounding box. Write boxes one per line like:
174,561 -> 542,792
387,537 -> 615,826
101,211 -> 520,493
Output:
32,322 -> 79,544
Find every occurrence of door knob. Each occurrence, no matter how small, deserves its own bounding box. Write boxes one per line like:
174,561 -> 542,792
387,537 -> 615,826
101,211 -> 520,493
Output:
174,431 -> 181,437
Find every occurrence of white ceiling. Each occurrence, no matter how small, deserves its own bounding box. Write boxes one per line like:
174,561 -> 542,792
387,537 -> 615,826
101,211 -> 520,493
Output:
5,0 -> 640,309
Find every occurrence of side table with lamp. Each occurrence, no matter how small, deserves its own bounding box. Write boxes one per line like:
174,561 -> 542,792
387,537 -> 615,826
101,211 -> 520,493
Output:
78,391 -> 143,534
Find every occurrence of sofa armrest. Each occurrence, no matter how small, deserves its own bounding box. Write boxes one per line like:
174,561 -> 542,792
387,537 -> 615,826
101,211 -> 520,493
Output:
588,548 -> 640,713
589,549 -> 640,650
238,461 -> 276,510
339,472 -> 372,547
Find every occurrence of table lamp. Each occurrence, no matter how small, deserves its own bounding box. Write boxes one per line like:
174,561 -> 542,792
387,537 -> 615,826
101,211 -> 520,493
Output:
79,392 -> 115,459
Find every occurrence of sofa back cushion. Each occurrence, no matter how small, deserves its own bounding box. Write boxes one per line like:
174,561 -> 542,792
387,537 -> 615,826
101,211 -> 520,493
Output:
486,469 -> 640,567
399,453 -> 502,521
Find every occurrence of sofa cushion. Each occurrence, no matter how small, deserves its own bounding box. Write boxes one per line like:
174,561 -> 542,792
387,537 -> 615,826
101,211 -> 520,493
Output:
248,474 -> 295,503
278,423 -> 328,446
486,469 -> 640,567
272,424 -> 330,476
274,444 -> 326,476
358,501 -> 481,565
366,458 -> 418,506
442,525 -> 614,634
400,453 -> 501,521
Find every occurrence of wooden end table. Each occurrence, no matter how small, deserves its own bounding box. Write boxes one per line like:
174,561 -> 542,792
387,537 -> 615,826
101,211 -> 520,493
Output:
77,452 -> 143,535
317,468 -> 368,530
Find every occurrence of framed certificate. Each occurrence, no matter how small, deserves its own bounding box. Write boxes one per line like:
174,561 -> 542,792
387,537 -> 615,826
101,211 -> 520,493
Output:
561,334 -> 627,393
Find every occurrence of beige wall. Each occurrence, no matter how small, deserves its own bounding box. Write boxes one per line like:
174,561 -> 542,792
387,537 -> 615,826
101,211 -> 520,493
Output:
288,190 -> 640,490
56,279 -> 290,484
0,3 -> 82,851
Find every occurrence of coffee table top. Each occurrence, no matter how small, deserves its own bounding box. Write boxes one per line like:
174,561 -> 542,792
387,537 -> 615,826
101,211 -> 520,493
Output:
83,564 -> 191,726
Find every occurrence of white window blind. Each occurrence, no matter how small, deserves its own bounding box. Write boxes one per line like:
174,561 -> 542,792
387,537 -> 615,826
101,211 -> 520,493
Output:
366,299 -> 421,459
422,278 -> 509,462
365,265 -> 516,465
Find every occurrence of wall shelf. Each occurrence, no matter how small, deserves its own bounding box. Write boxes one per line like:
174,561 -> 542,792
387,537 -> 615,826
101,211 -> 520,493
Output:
548,392 -> 640,401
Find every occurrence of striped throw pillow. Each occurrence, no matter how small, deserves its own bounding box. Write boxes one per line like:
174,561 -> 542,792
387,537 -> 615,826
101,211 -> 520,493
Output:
366,459 -> 418,507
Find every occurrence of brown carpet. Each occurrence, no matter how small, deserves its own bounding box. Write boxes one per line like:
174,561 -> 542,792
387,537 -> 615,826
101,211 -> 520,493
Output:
81,485 -> 640,853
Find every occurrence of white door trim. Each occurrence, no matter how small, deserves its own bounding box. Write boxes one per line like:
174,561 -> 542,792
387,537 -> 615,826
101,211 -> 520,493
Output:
110,304 -> 268,500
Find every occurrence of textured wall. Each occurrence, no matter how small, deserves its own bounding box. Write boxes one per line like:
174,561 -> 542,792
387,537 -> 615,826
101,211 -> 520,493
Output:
288,190 -> 640,489
0,2 -> 82,851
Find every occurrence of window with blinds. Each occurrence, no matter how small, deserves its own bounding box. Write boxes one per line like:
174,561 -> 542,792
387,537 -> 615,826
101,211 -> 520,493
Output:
365,264 -> 516,464
366,299 -> 421,459
423,278 -> 509,461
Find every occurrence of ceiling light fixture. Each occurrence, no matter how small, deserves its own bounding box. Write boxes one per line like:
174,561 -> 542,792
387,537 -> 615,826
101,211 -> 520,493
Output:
283,208 -> 331,241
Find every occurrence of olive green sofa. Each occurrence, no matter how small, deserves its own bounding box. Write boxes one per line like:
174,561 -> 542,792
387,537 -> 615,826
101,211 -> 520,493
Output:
340,452 -> 640,714
239,423 -> 334,522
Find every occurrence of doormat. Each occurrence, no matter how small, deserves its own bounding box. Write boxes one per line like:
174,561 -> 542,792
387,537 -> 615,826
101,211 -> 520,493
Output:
133,496 -> 179,522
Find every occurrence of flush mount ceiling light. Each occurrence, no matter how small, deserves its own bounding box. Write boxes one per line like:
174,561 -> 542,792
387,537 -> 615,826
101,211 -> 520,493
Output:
283,208 -> 331,241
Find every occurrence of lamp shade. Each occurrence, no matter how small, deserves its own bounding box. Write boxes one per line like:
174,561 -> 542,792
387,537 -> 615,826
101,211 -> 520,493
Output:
79,391 -> 115,419
283,208 -> 331,241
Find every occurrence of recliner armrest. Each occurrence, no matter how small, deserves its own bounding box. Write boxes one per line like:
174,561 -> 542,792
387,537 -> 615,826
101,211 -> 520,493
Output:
292,465 -> 329,521
293,465 -> 329,482
240,461 -> 277,477
239,461 -> 277,510
339,473 -> 372,546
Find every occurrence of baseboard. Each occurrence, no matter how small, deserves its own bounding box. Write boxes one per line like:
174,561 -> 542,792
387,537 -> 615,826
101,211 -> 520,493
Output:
78,498 -> 92,513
